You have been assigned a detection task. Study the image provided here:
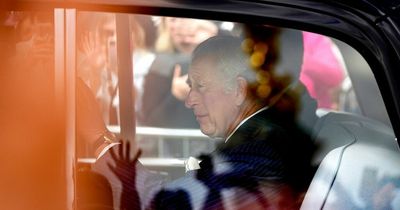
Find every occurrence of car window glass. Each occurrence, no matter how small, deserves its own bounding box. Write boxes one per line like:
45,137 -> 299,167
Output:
76,12 -> 368,160
74,12 -> 398,210
1,5 -> 398,210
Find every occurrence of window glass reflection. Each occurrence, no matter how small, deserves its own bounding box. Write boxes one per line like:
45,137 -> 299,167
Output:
76,12 -> 393,210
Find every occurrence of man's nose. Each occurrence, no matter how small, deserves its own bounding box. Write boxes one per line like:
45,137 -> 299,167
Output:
185,89 -> 195,109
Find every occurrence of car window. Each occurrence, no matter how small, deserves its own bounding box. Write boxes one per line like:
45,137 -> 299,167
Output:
72,10 -> 400,210
75,12 -> 375,161
1,5 -> 398,210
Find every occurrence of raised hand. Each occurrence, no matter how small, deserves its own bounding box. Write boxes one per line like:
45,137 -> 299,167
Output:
107,141 -> 142,210
79,30 -> 106,70
171,64 -> 190,101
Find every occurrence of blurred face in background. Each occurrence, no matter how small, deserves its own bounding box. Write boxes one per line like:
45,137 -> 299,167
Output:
165,17 -> 217,54
16,13 -> 54,61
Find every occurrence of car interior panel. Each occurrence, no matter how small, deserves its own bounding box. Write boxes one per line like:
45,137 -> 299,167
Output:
302,111 -> 400,209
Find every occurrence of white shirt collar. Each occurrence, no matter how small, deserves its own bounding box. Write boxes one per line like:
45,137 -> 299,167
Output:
225,106 -> 268,143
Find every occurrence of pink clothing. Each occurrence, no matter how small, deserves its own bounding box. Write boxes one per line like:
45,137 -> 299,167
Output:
300,32 -> 345,109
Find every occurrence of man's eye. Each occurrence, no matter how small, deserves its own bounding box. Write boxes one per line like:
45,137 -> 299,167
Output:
191,82 -> 206,90
197,84 -> 207,90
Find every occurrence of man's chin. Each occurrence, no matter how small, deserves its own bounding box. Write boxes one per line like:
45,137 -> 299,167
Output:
199,126 -> 219,139
199,127 -> 212,137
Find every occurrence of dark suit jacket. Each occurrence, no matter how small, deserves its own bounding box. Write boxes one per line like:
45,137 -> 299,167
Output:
151,107 -> 316,209
215,106 -> 316,191
93,106 -> 317,210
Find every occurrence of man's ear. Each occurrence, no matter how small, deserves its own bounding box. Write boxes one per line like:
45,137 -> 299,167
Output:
235,77 -> 247,106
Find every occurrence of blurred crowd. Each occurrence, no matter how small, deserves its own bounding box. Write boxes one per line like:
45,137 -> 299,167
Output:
0,10 -> 397,210
74,13 -> 357,130
0,11 -> 358,159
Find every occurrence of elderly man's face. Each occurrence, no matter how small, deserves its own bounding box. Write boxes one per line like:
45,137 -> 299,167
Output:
185,57 -> 240,138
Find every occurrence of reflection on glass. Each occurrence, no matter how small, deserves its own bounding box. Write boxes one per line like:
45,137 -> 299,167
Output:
75,12 -> 388,210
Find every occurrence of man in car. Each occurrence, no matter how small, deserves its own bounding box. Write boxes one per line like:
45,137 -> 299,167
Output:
90,34 -> 316,210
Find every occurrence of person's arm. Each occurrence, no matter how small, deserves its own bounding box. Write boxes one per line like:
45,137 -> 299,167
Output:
76,77 -> 118,158
139,70 -> 172,126
140,56 -> 191,127
77,77 -> 166,209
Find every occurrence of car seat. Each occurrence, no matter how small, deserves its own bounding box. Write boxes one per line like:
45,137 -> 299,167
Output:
301,111 -> 400,209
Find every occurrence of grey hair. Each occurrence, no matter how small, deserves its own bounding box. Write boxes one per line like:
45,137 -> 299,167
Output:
191,36 -> 257,92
